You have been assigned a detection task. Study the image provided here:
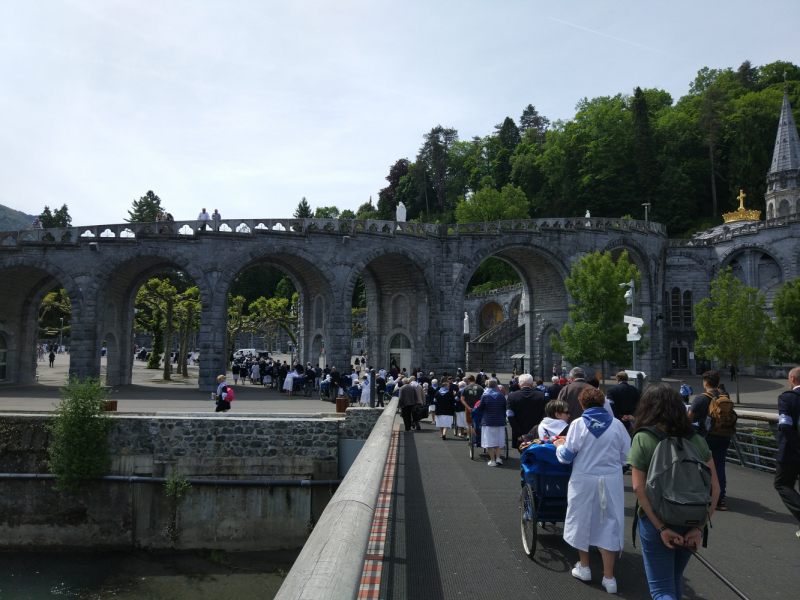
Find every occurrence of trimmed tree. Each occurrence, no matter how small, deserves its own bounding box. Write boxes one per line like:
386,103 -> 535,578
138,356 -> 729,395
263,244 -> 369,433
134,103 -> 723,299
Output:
550,250 -> 646,387
693,268 -> 771,403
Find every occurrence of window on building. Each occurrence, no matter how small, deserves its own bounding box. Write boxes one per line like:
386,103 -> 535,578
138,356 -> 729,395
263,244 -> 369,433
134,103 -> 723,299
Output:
0,333 -> 6,380
682,291 -> 693,327
671,288 -> 681,326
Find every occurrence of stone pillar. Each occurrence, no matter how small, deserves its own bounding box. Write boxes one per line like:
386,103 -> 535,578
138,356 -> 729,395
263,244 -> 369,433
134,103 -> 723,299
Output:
68,316 -> 101,381
325,298 -> 351,373
198,293 -> 228,392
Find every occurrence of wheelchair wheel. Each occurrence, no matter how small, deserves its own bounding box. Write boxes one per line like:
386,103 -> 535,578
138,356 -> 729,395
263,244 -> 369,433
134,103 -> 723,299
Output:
452,415 -> 459,437
520,483 -> 537,558
504,427 -> 510,460
468,425 -> 475,460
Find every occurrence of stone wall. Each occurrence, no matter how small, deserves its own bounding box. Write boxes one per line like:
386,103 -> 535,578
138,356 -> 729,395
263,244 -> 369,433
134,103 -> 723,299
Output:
0,407 -> 385,551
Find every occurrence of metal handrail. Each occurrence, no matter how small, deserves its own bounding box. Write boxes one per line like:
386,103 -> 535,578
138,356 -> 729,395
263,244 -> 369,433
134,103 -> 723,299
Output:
726,410 -> 779,473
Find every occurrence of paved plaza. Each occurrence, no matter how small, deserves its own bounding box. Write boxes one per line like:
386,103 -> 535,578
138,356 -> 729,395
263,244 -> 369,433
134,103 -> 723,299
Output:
0,355 -> 787,415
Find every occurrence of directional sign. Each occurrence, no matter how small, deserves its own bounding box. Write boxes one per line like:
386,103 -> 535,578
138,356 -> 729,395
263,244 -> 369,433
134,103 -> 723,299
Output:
623,315 -> 644,326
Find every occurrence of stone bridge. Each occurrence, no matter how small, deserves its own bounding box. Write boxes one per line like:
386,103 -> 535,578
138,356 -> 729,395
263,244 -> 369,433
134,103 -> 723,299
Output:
0,216 -> 668,390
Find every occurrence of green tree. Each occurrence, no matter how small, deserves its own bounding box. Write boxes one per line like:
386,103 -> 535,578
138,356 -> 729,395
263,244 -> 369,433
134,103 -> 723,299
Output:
136,278 -> 197,380
46,376 -> 111,491
693,268 -> 771,403
340,209 -> 356,219
550,251 -> 645,387
275,276 -> 296,301
126,191 -> 165,223
769,279 -> 800,364
39,204 -> 72,228
174,287 -> 200,377
519,104 -> 550,144
632,87 -> 659,212
39,288 -> 71,337
227,295 -> 253,359
249,295 -> 298,346
293,197 -> 313,218
467,257 -> 521,294
696,85 -> 728,217
314,206 -> 340,219
377,158 -> 410,219
418,125 -> 458,211
455,184 -> 529,223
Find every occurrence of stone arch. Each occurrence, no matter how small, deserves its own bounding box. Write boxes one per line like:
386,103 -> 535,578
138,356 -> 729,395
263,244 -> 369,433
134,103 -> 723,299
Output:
387,329 -> 415,374
344,247 -> 435,372
602,237 -> 654,304
455,237 -> 571,377
90,246 -> 213,387
0,255 -> 83,384
767,202 -> 775,219
779,199 -> 791,217
716,243 -> 789,286
219,245 -> 338,371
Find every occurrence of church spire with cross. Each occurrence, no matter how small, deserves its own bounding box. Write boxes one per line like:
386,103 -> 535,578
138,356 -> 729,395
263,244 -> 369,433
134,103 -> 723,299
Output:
765,83 -> 800,218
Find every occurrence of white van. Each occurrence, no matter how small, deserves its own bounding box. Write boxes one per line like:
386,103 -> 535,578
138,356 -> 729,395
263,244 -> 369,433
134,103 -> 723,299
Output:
233,348 -> 267,359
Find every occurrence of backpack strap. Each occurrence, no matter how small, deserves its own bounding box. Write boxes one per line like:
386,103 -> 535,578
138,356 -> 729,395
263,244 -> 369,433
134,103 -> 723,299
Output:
632,425 -> 666,441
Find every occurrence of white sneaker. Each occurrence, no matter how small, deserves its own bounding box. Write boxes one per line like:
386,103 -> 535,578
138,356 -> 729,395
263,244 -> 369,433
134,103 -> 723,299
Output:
496,458 -> 503,465
571,562 -> 591,581
602,577 -> 617,593
487,461 -> 497,467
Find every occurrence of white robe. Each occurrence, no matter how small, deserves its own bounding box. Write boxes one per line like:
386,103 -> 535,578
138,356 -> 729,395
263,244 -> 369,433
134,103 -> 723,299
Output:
359,380 -> 371,405
557,416 -> 630,552
283,371 -> 297,391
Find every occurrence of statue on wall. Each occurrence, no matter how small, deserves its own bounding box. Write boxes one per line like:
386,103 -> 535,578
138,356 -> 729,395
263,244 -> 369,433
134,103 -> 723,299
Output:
463,311 -> 469,335
396,202 -> 407,222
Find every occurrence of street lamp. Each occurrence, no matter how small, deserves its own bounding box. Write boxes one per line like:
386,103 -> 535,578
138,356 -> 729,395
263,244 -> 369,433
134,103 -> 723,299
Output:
642,203 -> 651,223
619,280 -> 642,371
59,317 -> 64,351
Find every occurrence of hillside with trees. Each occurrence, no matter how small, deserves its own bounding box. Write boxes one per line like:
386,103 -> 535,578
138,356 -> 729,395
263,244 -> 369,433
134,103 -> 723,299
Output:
370,60 -> 800,237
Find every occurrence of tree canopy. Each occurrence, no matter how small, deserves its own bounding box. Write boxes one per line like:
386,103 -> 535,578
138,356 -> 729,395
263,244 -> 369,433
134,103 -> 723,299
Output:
693,268 -> 771,403
551,251 -> 646,386
39,204 -> 72,228
769,278 -> 800,364
293,197 -> 313,218
126,191 -> 165,223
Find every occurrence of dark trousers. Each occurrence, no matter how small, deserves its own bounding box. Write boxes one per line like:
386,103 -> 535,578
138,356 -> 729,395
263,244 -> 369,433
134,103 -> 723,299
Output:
774,460 -> 800,525
706,436 -> 730,500
401,406 -> 415,431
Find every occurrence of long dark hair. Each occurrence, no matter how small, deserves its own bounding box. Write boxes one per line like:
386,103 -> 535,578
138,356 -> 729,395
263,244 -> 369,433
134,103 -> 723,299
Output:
633,383 -> 694,436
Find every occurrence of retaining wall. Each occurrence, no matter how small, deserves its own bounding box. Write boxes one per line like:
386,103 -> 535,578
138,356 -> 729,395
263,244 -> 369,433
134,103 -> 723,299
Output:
0,407 -> 384,551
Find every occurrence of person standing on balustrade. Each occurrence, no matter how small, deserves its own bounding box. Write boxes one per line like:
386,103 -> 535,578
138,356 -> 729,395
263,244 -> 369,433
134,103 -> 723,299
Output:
212,209 -> 221,221
197,208 -> 211,221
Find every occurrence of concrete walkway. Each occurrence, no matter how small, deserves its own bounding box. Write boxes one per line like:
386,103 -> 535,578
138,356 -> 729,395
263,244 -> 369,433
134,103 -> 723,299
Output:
380,417 -> 799,599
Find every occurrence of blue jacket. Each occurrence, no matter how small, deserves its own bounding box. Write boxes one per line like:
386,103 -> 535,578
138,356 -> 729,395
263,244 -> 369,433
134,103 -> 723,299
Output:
474,389 -> 507,427
777,388 -> 800,462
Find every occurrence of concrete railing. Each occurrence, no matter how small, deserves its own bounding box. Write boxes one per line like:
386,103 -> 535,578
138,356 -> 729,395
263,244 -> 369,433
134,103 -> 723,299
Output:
0,216 -> 666,246
275,396 -> 399,600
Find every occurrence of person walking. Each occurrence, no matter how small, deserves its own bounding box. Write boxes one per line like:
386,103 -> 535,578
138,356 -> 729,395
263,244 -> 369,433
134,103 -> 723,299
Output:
434,381 -> 456,440
473,380 -> 507,466
775,366 -> 800,536
553,387 -> 631,594
214,375 -> 232,412
359,373 -> 371,406
688,370 -> 737,511
48,349 -> 56,367
606,371 -> 641,434
506,374 -> 546,449
398,378 -> 417,432
557,367 -> 592,423
679,380 -> 692,404
627,383 -> 720,600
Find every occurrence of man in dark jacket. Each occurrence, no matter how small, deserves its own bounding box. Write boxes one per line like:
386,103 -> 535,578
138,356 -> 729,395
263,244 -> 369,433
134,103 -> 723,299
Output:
506,374 -> 546,449
557,367 -> 592,423
545,376 -> 563,403
398,378 -> 418,432
775,366 -> 800,531
605,371 -> 640,430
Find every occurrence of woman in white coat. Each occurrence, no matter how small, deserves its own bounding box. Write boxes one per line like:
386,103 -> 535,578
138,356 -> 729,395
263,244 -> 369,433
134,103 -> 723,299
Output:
283,368 -> 298,396
553,386 -> 631,594
359,374 -> 371,406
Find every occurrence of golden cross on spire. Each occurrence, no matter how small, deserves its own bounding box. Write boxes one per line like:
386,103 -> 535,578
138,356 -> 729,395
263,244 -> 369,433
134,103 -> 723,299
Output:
737,189 -> 746,211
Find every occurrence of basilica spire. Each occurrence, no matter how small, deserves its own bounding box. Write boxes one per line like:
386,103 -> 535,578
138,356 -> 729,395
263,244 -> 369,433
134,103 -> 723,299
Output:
769,89 -> 800,175
765,88 -> 800,218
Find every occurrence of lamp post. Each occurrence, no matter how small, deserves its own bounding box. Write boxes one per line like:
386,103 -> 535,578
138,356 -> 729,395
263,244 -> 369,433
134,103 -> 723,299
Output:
642,203 -> 651,223
619,280 -> 639,371
59,317 -> 64,351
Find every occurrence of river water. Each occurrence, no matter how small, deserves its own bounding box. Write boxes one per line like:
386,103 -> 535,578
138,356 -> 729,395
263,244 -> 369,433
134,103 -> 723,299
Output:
0,550 -> 297,599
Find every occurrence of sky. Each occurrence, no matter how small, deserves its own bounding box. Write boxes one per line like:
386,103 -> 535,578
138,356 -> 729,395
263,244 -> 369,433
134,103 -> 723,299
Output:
0,0 -> 798,226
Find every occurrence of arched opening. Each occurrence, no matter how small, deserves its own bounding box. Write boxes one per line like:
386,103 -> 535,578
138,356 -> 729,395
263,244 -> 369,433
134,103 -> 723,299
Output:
224,251 -> 334,375
0,262 -> 77,385
389,333 -> 412,374
95,252 -> 205,387
778,199 -> 790,217
311,334 -> 325,368
347,252 -> 431,374
767,202 -> 775,219
460,246 -> 567,377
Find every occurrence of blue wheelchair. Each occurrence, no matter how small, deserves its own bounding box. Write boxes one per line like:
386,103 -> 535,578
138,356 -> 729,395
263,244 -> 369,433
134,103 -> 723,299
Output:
519,443 -> 572,557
